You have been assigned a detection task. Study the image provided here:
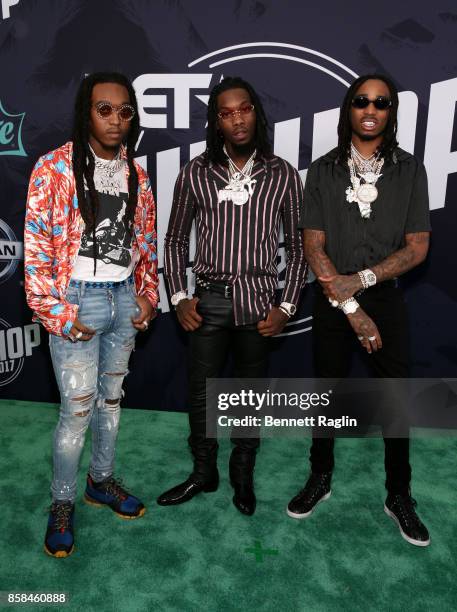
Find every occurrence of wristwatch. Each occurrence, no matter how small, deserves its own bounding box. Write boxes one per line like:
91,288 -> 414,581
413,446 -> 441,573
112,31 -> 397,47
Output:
279,302 -> 296,317
358,268 -> 377,289
171,291 -> 188,308
339,297 -> 360,315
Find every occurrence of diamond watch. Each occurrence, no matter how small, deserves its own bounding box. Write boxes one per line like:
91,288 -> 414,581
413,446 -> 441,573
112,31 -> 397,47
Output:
339,297 -> 360,315
279,302 -> 296,317
171,291 -> 188,308
358,269 -> 377,289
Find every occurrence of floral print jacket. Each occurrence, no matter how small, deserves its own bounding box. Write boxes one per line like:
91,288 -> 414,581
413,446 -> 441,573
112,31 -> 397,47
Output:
24,141 -> 159,337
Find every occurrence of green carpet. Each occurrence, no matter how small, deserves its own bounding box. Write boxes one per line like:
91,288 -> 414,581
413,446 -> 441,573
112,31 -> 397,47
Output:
0,400 -> 456,612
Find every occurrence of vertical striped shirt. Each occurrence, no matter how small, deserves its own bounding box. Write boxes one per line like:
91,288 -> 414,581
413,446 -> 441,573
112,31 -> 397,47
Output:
164,153 -> 307,325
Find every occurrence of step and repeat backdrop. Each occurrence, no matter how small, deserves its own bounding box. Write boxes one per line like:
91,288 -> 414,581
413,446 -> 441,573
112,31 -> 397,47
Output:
0,0 -> 456,410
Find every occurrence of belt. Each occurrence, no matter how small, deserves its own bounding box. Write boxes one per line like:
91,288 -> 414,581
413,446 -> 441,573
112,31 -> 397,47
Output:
69,275 -> 134,289
196,276 -> 232,299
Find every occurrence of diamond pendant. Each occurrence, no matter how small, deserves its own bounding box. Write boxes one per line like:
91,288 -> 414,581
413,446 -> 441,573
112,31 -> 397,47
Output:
358,201 -> 372,219
360,171 -> 378,184
356,183 -> 378,204
217,187 -> 249,205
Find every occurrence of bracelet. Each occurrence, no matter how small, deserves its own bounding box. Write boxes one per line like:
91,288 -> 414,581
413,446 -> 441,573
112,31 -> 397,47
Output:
358,269 -> 377,290
338,297 -> 360,315
357,271 -> 367,290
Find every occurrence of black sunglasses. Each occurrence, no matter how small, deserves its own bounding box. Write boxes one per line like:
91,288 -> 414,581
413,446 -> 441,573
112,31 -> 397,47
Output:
351,95 -> 392,111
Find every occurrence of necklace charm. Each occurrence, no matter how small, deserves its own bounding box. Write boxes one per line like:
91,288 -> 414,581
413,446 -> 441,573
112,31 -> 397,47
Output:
346,145 -> 384,218
360,171 -> 378,184
356,182 -> 378,204
218,146 -> 257,206
89,145 -> 125,196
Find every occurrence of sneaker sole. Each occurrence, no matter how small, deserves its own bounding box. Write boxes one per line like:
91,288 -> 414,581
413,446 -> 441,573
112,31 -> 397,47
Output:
84,494 -> 146,519
286,490 -> 332,519
44,544 -> 74,558
383,504 -> 430,547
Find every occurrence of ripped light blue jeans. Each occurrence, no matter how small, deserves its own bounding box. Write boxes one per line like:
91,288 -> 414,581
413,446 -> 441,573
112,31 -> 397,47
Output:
49,278 -> 140,502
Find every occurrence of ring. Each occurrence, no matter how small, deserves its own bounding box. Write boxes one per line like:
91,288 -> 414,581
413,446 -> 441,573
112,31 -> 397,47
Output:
329,299 -> 339,308
368,336 -> 376,342
142,321 -> 149,329
75,331 -> 83,340
357,336 -> 364,341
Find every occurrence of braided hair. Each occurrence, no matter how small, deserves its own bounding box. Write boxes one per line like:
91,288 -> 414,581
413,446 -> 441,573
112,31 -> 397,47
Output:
337,73 -> 399,163
71,72 -> 140,274
205,76 -> 271,165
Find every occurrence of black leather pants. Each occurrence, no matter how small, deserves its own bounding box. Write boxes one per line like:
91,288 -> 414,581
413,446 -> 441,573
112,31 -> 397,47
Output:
188,287 -> 270,484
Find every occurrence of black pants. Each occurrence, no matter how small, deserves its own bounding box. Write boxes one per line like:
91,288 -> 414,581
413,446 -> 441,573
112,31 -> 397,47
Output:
311,283 -> 411,495
188,287 -> 269,484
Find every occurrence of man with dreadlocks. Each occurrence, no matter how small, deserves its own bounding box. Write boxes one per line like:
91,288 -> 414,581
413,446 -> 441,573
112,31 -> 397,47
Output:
287,75 -> 431,546
158,76 -> 306,515
24,72 -> 158,557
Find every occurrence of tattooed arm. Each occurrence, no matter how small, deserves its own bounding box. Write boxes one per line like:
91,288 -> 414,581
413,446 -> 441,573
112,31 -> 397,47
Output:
303,229 -> 383,353
303,229 -> 338,278
304,229 -> 362,301
318,232 -> 430,304
344,233 -> 429,353
371,232 -> 430,281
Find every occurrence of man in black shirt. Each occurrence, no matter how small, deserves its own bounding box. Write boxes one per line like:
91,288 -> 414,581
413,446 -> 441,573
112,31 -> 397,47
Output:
288,74 -> 431,546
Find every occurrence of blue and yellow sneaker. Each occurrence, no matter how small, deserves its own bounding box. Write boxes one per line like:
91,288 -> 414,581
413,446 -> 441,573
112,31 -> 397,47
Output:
44,501 -> 75,558
84,475 -> 145,519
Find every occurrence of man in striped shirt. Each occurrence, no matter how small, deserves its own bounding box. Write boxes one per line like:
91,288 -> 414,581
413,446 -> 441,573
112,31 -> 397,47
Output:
157,76 -> 307,515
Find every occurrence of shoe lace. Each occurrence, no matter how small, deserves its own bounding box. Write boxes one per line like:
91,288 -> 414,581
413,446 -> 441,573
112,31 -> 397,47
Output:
50,502 -> 72,533
104,477 -> 129,501
395,495 -> 422,527
298,473 -> 330,502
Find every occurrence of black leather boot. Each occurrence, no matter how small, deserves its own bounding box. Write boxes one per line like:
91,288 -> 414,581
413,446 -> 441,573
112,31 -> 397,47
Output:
157,470 -> 219,506
231,479 -> 256,515
229,447 -> 256,515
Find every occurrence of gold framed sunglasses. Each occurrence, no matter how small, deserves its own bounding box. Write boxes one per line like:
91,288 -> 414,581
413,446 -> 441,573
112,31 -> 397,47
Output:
93,101 -> 135,122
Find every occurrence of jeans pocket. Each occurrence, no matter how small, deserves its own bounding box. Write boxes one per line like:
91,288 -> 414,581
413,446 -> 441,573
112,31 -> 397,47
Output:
124,284 -> 140,323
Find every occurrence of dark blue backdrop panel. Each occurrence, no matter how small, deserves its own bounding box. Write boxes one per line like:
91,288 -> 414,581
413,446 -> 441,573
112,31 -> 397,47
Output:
0,0 -> 456,409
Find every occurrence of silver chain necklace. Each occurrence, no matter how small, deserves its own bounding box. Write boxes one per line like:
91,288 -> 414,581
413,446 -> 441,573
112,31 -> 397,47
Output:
346,143 -> 384,219
89,145 -> 125,196
350,143 -> 378,174
217,145 -> 257,206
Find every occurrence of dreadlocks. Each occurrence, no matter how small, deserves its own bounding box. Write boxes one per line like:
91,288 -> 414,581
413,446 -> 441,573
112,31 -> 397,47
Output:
205,76 -> 272,165
72,71 -> 140,275
337,73 -> 399,164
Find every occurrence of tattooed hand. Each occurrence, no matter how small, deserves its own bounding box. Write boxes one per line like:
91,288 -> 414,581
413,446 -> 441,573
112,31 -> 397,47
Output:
347,308 -> 382,353
319,274 -> 363,303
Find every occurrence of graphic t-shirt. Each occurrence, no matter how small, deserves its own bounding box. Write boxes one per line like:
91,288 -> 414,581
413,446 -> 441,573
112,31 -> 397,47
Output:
72,160 -> 135,281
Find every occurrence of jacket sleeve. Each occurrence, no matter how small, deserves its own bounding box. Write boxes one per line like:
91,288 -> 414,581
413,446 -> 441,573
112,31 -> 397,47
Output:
24,158 -> 78,337
135,174 -> 159,309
